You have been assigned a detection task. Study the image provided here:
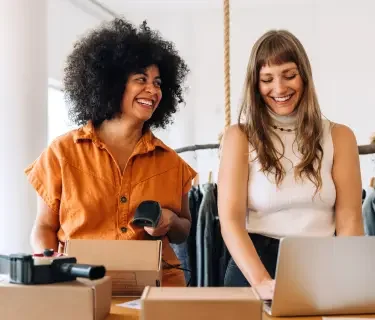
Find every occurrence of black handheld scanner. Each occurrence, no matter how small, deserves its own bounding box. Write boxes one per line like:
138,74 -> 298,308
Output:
131,200 -> 162,228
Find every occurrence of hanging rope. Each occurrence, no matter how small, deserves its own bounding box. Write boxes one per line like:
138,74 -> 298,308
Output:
223,0 -> 231,129
219,0 -> 231,143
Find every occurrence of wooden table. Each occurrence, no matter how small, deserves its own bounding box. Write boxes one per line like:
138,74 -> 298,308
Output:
106,297 -> 375,320
107,298 -> 140,320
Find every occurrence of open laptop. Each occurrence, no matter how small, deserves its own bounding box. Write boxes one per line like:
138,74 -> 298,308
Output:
254,236 -> 375,317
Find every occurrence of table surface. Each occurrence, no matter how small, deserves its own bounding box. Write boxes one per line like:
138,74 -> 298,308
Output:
108,298 -> 140,320
107,297 -> 375,320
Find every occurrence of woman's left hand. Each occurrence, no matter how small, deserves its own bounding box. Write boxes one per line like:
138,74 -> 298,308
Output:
253,279 -> 275,300
144,208 -> 174,237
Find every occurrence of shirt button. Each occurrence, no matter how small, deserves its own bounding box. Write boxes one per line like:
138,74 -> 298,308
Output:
120,227 -> 127,233
120,196 -> 127,203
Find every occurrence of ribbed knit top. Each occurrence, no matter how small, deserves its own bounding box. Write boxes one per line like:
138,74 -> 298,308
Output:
245,109 -> 336,238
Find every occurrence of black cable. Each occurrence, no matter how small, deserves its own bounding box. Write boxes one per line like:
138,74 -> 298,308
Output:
139,228 -> 194,286
162,259 -> 192,287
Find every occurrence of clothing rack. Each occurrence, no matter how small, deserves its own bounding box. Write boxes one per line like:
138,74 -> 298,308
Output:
175,144 -> 220,154
359,144 -> 375,155
175,143 -> 375,155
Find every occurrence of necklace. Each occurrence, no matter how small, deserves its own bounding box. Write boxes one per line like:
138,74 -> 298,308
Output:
272,125 -> 295,132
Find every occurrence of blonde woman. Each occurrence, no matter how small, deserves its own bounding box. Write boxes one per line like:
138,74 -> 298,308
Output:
218,30 -> 364,297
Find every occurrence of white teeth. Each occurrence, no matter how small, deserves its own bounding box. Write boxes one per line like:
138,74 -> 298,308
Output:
137,99 -> 153,106
273,94 -> 292,102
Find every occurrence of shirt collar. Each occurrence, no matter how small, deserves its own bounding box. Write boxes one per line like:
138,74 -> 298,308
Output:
73,121 -> 169,155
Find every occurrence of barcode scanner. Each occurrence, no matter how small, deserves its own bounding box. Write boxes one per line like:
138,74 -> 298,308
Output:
131,200 -> 162,228
130,200 -> 193,287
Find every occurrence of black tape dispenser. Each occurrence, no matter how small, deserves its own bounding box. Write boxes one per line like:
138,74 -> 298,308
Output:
131,200 -> 162,228
0,249 -> 106,285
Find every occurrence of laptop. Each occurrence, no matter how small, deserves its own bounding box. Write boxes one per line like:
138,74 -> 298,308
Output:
254,236 -> 375,317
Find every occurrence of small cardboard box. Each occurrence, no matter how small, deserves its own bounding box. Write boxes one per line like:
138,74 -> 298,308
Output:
65,239 -> 162,297
0,275 -> 112,320
140,286 -> 263,320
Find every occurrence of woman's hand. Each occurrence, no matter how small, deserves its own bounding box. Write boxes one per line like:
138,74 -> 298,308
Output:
144,208 -> 174,237
253,279 -> 275,300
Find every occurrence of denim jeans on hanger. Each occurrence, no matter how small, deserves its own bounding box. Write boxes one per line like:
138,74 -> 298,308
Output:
363,189 -> 375,236
170,241 -> 190,282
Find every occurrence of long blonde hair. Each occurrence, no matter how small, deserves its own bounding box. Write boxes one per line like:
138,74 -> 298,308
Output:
238,30 -> 324,192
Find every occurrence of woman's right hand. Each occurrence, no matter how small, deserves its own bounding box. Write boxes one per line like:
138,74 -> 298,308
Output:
253,279 -> 275,300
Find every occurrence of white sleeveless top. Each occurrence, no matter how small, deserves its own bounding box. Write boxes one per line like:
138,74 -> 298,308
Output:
245,109 -> 336,238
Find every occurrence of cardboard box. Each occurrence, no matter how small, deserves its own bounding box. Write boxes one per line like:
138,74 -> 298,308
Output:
65,239 -> 162,297
140,286 -> 263,320
0,275 -> 112,320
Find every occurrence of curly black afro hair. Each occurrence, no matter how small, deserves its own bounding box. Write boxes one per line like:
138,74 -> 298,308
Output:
63,18 -> 189,130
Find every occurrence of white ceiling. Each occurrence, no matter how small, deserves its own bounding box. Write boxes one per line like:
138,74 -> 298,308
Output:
95,0 -> 225,12
94,0 -> 314,14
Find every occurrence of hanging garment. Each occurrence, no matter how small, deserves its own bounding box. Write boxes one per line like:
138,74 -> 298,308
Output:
173,183 -> 231,287
196,183 -> 216,286
213,188 -> 231,287
195,183 -> 231,287
363,189 -> 375,236
171,185 -> 202,285
186,185 -> 203,286
363,189 -> 367,204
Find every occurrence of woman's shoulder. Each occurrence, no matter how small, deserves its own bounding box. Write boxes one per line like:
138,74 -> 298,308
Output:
327,121 -> 358,157
151,134 -> 182,162
321,118 -> 356,144
151,135 -> 197,190
321,117 -> 354,136
151,134 -> 196,169
24,129 -> 80,181
221,124 -> 249,146
219,124 -> 250,164
328,121 -> 357,142
47,128 -> 85,155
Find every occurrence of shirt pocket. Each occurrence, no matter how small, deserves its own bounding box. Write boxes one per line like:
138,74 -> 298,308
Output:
60,163 -> 117,231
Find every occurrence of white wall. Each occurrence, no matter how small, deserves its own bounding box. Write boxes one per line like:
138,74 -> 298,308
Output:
47,0 -> 375,188
1,0 -> 49,254
48,0 -> 111,82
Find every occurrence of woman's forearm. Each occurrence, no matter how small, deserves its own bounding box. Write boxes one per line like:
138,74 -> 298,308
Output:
167,215 -> 191,244
221,222 -> 271,286
336,224 -> 364,236
30,225 -> 59,253
336,209 -> 365,236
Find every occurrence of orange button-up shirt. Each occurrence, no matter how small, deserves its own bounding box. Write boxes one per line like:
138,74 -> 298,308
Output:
25,121 -> 196,286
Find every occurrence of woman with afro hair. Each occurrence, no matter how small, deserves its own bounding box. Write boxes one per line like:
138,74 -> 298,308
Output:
25,18 -> 196,287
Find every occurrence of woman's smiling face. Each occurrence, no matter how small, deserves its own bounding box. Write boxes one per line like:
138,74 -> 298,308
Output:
258,62 -> 304,116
